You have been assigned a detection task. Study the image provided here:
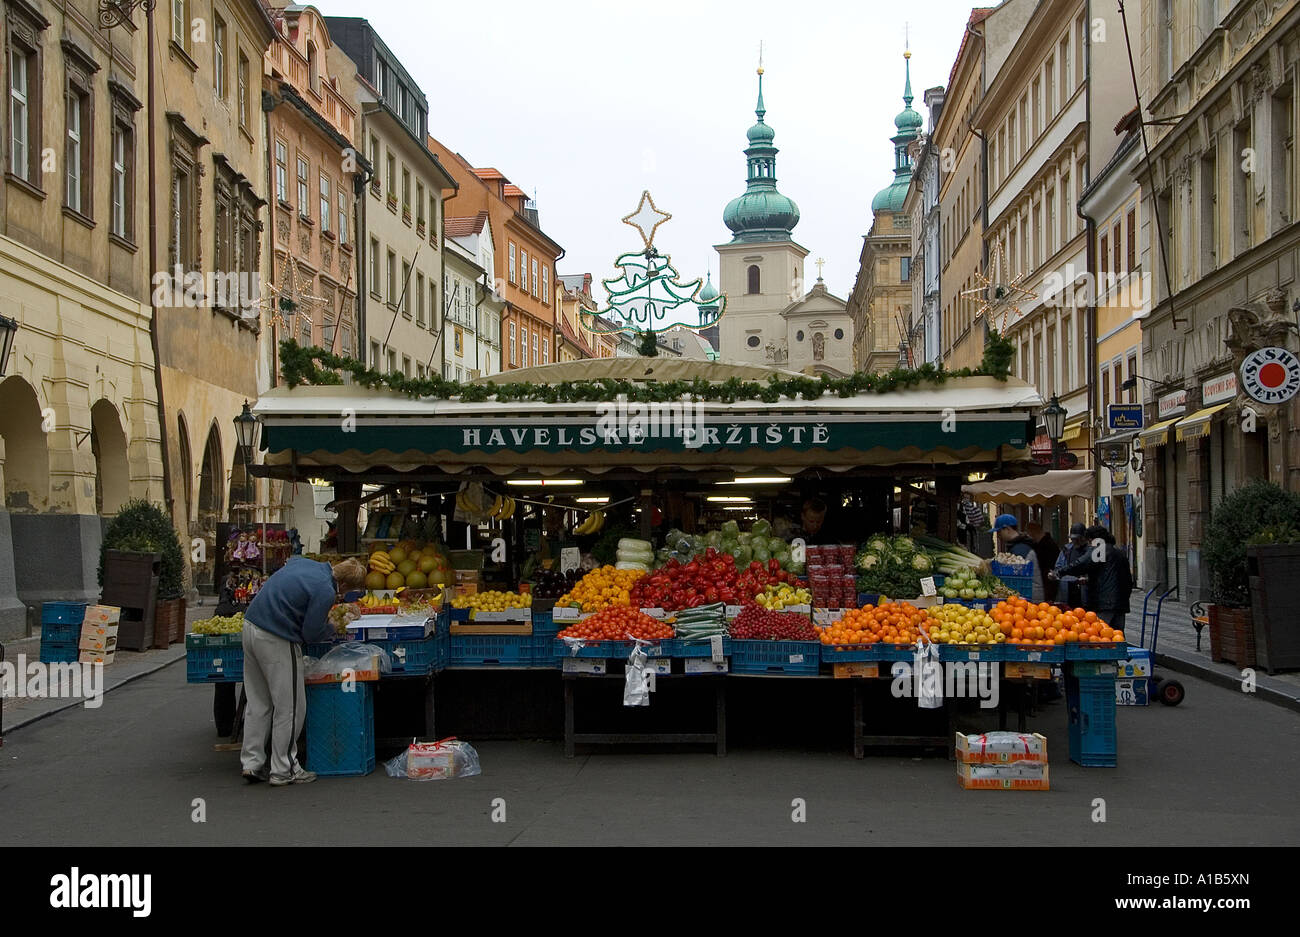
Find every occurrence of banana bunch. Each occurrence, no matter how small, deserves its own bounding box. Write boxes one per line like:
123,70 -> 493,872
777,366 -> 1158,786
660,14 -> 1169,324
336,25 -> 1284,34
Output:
369,551 -> 395,575
487,494 -> 517,520
574,509 -> 605,536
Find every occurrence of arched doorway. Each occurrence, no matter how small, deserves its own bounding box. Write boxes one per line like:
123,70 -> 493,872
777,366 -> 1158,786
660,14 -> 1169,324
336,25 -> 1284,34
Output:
195,423 -> 224,592
176,413 -> 193,522
90,400 -> 130,515
0,376 -> 49,512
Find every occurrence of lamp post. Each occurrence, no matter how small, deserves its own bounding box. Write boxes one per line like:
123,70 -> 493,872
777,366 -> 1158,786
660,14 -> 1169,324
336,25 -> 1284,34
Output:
0,314 -> 18,376
1043,395 -> 1067,471
233,400 -> 264,576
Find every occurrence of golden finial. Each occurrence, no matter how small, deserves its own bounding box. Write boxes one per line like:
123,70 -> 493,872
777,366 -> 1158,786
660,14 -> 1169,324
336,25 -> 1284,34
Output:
904,23 -> 911,59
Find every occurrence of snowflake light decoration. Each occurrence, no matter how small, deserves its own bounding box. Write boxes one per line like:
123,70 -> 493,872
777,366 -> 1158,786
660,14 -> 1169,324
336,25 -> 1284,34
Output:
961,241 -> 1038,334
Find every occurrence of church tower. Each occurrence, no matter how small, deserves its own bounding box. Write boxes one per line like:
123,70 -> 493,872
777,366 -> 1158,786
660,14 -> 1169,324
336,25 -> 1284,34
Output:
715,64 -> 810,366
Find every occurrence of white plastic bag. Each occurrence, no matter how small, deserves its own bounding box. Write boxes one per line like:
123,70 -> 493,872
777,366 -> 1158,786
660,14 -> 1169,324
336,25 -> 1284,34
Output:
384,738 -> 482,780
306,641 -> 392,680
623,644 -> 651,707
913,640 -> 944,709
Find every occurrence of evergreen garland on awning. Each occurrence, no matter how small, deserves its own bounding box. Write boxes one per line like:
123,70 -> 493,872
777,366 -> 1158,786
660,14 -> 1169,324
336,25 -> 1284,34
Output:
278,333 -> 1016,405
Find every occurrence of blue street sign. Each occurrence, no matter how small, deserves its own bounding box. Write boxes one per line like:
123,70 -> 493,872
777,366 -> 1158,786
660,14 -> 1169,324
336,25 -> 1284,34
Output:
1108,403 -> 1145,431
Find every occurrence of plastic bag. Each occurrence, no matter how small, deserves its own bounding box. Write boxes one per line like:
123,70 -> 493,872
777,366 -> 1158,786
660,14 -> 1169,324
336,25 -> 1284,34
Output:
913,640 -> 944,709
623,644 -> 651,707
384,737 -> 482,780
306,641 -> 392,680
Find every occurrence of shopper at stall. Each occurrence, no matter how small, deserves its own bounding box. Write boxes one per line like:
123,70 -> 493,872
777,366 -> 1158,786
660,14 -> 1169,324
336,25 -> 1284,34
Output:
792,497 -> 839,545
1048,526 -> 1133,630
1025,522 -> 1061,602
993,514 -> 1046,601
1054,523 -> 1090,608
240,556 -> 368,786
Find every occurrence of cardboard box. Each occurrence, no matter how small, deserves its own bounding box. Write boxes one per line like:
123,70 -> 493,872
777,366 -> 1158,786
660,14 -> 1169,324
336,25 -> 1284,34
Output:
83,605 -> 121,625
450,620 -> 532,635
79,633 -> 118,652
957,761 -> 1050,790
833,662 -> 881,679
78,649 -> 115,666
1117,647 -> 1152,678
955,731 -> 1049,764
1116,678 -> 1150,706
1004,662 -> 1053,680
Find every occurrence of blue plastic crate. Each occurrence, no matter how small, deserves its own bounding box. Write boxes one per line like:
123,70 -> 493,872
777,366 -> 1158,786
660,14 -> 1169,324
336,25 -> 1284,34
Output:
1001,644 -> 1065,664
1065,642 -> 1128,661
305,682 -> 375,777
449,607 -> 472,623
528,633 -> 559,666
995,575 -> 1035,597
41,620 -> 83,644
39,641 -> 81,663
1067,673 -> 1117,767
731,640 -> 819,675
376,635 -> 447,675
41,602 -> 87,625
938,644 -> 1006,663
821,644 -> 888,663
451,634 -> 533,665
186,644 -> 244,683
186,633 -> 243,649
531,610 -> 554,634
665,637 -> 731,658
550,638 -> 665,660
990,560 -> 1034,577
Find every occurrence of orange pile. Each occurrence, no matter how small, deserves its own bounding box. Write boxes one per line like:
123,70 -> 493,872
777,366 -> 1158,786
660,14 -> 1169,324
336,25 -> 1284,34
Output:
819,602 -> 929,646
990,597 -> 1126,645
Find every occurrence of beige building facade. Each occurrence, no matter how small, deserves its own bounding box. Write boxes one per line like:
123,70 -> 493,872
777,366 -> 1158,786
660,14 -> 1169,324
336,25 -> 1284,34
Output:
0,0 -> 164,634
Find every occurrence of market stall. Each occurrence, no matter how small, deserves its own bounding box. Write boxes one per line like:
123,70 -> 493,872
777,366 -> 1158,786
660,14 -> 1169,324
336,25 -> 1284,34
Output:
183,353 -> 1132,774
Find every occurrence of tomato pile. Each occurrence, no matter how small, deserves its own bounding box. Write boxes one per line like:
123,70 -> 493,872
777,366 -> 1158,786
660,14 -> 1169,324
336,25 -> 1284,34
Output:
730,605 -> 818,641
555,606 -> 674,642
629,551 -> 804,611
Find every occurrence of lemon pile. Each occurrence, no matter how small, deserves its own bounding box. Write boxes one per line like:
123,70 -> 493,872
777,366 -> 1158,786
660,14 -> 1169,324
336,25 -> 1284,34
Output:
927,604 -> 1005,645
755,583 -> 812,610
451,590 -> 532,611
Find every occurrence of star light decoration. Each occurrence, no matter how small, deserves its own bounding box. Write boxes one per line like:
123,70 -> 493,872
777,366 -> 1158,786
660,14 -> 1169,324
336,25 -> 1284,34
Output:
621,190 -> 672,252
960,241 -> 1038,334
256,254 -> 330,334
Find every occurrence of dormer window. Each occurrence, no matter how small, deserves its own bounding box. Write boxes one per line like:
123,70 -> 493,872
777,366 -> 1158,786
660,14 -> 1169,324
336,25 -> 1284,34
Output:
307,42 -> 319,93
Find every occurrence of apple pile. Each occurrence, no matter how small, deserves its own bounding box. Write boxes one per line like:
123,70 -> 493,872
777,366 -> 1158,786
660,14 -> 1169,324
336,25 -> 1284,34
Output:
729,604 -> 818,641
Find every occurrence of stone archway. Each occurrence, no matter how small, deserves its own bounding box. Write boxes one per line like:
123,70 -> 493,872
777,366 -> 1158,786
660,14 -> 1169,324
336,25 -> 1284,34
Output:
90,399 -> 130,515
194,423 -> 224,593
0,375 -> 49,512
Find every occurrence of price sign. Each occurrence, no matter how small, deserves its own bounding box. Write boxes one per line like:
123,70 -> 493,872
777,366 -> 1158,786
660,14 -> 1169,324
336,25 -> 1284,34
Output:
553,606 -> 580,621
920,577 -> 937,596
560,547 -> 581,574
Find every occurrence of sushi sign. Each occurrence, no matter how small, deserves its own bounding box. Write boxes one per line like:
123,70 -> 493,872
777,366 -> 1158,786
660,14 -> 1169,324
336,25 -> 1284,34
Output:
1240,347 -> 1300,404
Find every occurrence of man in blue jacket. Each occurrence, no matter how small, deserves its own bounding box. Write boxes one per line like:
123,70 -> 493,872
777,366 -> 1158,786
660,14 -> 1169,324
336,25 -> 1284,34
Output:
240,556 -> 367,786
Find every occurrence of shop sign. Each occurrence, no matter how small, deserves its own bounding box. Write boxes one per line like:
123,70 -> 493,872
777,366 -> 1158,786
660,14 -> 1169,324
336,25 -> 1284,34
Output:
1201,372 -> 1237,405
1157,390 -> 1187,418
1240,347 -> 1300,405
1107,403 -> 1144,431
1109,464 -> 1128,490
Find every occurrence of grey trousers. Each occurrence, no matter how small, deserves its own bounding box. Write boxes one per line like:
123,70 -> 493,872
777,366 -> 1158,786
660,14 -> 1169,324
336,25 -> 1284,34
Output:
240,620 -> 306,780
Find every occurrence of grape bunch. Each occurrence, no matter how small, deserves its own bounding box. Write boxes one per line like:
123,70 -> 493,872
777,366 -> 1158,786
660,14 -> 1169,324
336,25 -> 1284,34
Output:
729,605 -> 818,641
193,613 -> 244,635
328,603 -> 362,635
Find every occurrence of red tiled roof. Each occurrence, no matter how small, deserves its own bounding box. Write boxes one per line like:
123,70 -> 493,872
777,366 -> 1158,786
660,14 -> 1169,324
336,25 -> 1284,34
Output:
470,167 -> 508,182
503,184 -> 527,199
948,7 -> 998,92
444,210 -> 489,238
558,319 -> 595,357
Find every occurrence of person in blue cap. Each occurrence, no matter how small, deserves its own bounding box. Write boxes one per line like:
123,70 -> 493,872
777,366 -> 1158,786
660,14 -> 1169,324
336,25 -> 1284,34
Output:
993,514 -> 1045,601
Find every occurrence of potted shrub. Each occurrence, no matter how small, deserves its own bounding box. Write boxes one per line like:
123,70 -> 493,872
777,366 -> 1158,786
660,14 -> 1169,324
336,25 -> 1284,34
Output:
99,500 -> 187,649
1202,481 -> 1300,668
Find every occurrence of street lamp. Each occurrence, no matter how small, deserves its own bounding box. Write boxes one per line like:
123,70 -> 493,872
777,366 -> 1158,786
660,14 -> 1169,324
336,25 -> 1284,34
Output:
232,401 -> 263,573
0,314 -> 18,376
1043,395 -> 1067,470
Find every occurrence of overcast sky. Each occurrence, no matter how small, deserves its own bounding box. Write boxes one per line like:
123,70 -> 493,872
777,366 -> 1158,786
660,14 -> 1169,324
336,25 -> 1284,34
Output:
322,0 -> 982,301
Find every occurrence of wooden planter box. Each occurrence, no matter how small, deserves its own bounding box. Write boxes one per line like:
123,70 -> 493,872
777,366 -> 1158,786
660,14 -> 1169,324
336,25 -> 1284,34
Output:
102,550 -> 161,652
1208,604 -> 1256,669
1248,544 -> 1300,673
154,597 -> 188,648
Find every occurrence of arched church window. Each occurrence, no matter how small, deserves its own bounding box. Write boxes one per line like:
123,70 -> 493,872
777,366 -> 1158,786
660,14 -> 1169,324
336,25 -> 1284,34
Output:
747,265 -> 760,294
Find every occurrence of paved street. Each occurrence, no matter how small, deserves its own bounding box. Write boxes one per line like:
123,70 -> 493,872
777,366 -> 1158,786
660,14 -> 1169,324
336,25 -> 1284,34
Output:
3,654 -> 1297,847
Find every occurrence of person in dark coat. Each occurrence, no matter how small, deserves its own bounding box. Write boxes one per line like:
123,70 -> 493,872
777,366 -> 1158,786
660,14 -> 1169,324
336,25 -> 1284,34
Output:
1054,523 -> 1090,608
1026,523 -> 1061,602
1049,525 -> 1133,631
